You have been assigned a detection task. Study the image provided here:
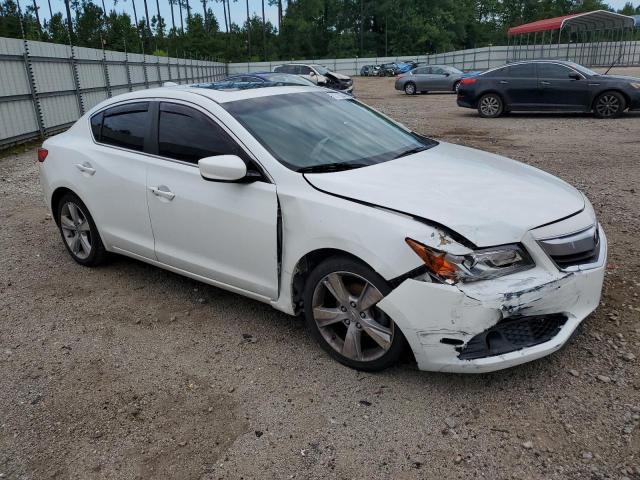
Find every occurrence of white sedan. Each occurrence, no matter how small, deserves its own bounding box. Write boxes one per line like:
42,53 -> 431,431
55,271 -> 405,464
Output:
38,85 -> 606,373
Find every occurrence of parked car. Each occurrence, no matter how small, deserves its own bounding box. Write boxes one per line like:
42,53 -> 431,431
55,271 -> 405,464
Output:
221,72 -> 315,86
360,65 -> 381,77
39,85 -> 606,373
393,62 -> 414,74
194,73 -> 315,91
457,60 -> 640,118
274,63 -> 353,93
377,63 -> 398,76
395,65 -> 477,95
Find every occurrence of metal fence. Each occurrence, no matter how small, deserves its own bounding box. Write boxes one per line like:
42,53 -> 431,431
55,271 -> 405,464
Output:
229,41 -> 640,76
0,36 -> 227,147
2,36 -> 640,148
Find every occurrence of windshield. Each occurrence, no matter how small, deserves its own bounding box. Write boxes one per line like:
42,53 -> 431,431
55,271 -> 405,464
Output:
447,66 -> 463,74
222,91 -> 436,172
312,65 -> 330,75
568,62 -> 599,77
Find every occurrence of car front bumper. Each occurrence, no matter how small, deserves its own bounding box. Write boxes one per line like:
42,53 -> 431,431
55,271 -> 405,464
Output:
377,225 -> 607,373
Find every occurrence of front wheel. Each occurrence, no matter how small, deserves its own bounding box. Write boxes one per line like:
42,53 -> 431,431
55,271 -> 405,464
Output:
593,91 -> 626,118
453,80 -> 461,93
303,257 -> 405,371
478,93 -> 504,118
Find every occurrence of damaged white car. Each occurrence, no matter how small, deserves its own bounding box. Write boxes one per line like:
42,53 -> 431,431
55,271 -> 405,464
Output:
38,85 -> 606,373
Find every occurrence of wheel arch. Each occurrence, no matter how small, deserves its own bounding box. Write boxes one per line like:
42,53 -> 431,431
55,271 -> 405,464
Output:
50,186 -> 77,226
290,248 -> 381,315
591,89 -> 630,111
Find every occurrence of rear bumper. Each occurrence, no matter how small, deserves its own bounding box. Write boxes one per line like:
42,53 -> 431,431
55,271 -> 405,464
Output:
378,226 -> 607,373
456,93 -> 475,108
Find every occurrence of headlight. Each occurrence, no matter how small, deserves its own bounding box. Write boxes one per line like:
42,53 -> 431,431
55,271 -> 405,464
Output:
405,238 -> 534,283
630,82 -> 640,90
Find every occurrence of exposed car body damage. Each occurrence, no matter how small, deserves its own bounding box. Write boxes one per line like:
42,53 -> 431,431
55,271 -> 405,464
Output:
377,224 -> 606,373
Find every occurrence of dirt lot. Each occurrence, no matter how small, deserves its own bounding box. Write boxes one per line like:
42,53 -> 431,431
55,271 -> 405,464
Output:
1,69 -> 640,480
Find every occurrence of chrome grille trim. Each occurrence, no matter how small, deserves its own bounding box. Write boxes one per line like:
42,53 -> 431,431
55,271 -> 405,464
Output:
537,224 -> 604,271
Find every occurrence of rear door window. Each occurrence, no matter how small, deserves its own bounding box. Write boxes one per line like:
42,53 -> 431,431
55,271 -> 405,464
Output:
539,63 -> 575,79
157,103 -> 241,164
100,102 -> 150,152
506,63 -> 536,78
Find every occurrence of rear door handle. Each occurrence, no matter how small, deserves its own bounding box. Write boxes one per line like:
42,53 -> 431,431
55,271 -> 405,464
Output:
540,81 -> 551,85
499,80 -> 509,84
75,162 -> 95,175
149,185 -> 175,201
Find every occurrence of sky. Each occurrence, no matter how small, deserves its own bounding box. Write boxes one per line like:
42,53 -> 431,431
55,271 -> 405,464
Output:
33,0 -> 638,31
42,0 -> 280,29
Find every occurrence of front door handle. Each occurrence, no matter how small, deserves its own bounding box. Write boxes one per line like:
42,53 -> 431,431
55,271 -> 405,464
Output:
75,162 -> 95,175
149,185 -> 175,201
499,80 -> 509,84
540,81 -> 551,85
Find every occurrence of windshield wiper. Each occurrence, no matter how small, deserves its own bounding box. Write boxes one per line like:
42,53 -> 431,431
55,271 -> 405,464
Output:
297,162 -> 367,174
394,145 -> 429,159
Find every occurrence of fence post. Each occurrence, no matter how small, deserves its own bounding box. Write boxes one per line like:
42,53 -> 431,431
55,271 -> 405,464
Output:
22,40 -> 45,139
69,45 -> 85,116
142,54 -> 149,89
156,56 -> 161,86
102,50 -> 112,98
487,46 -> 491,69
124,50 -> 133,92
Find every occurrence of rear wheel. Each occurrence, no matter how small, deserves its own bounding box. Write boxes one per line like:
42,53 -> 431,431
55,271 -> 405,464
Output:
56,192 -> 107,266
478,93 -> 504,118
593,91 -> 625,118
303,257 -> 404,371
404,82 -> 417,95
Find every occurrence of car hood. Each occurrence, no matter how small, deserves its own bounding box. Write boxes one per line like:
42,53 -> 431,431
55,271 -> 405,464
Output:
596,74 -> 640,82
326,71 -> 350,80
304,142 -> 584,247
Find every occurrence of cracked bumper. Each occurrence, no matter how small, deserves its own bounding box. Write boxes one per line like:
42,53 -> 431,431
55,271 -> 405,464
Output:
378,226 -> 607,373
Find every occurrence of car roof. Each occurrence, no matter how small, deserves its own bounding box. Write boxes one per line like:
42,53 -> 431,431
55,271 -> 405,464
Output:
86,84 -> 322,113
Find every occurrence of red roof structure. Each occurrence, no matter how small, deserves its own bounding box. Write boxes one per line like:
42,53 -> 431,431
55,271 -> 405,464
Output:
508,10 -> 635,36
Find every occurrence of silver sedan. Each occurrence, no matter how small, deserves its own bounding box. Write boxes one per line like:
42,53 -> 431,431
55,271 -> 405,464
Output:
395,65 -> 465,95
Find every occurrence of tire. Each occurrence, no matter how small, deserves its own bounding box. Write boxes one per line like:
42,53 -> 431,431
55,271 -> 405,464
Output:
56,192 -> 107,266
477,93 -> 504,118
404,82 -> 417,95
453,80 -> 461,93
593,91 -> 626,118
303,256 -> 405,371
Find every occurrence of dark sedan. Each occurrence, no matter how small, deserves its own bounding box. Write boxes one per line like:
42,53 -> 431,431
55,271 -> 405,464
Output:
456,60 -> 640,118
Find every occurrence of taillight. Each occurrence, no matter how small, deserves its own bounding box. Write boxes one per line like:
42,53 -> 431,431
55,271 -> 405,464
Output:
37,147 -> 48,162
461,77 -> 477,85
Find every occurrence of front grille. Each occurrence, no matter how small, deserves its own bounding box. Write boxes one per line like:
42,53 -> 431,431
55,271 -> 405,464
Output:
457,314 -> 567,360
538,224 -> 600,270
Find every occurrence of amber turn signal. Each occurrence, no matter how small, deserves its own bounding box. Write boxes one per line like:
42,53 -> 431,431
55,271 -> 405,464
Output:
405,238 -> 459,280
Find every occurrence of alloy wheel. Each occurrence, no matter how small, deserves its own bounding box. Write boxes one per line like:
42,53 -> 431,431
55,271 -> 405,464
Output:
480,95 -> 500,117
311,271 -> 394,362
60,202 -> 92,260
595,94 -> 620,117
405,83 -> 416,95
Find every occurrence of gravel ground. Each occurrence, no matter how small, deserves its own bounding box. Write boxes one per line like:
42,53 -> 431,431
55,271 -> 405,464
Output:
1,68 -> 640,480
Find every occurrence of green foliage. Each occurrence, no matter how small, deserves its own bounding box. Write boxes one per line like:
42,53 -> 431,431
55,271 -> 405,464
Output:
0,0 -> 636,61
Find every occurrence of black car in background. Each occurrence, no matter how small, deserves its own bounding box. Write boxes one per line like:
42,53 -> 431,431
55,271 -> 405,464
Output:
456,60 -> 640,118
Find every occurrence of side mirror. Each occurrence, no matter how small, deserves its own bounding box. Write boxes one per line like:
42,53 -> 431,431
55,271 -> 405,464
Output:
199,155 -> 247,182
309,71 -> 316,76
444,72 -> 450,77
568,73 -> 580,80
